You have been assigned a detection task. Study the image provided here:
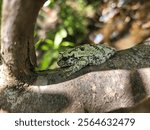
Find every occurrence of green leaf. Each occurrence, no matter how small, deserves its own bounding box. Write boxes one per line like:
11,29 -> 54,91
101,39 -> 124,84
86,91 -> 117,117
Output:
34,32 -> 37,37
61,41 -> 75,47
41,45 -> 49,51
35,39 -> 42,49
39,51 -> 52,70
39,50 -> 59,70
54,29 -> 67,48
45,39 -> 54,47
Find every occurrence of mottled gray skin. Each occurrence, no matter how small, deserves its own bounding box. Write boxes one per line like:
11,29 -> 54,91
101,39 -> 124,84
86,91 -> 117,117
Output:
57,44 -> 116,77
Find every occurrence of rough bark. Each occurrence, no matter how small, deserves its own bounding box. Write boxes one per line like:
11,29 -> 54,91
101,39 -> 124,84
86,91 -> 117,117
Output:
0,0 -> 150,113
0,0 -> 45,82
1,43 -> 150,112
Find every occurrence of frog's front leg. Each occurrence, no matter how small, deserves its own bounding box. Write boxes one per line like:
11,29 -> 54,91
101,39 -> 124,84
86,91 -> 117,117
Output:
62,57 -> 89,77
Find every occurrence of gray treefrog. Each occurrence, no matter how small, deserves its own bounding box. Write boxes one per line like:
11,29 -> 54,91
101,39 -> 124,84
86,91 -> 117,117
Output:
57,44 -> 116,77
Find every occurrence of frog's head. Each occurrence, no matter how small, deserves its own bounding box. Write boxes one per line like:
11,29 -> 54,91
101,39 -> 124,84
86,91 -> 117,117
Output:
57,47 -> 85,67
57,49 -> 76,67
57,54 -> 77,67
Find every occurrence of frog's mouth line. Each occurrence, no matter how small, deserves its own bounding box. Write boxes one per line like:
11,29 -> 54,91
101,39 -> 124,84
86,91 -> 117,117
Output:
57,57 -> 79,67
58,54 -> 105,68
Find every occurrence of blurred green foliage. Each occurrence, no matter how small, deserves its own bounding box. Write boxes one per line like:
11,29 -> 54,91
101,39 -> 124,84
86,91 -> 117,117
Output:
35,0 -> 99,70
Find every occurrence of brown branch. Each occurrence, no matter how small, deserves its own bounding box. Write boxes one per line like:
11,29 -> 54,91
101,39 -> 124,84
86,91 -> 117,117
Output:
1,43 -> 150,112
0,0 -> 45,81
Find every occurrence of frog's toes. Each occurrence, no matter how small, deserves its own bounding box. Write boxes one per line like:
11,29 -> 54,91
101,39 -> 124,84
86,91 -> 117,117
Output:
64,70 -> 74,77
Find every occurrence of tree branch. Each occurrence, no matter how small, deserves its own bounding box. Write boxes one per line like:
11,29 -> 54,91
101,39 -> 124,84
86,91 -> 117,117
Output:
1,43 -> 150,112
0,0 -> 45,81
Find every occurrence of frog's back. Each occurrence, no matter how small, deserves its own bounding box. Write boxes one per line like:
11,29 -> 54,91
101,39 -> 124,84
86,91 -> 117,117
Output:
87,44 -> 116,65
58,44 -> 116,67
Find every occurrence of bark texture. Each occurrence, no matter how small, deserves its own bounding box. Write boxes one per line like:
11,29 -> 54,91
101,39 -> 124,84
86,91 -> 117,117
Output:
1,43 -> 150,112
1,0 -> 45,81
0,0 -> 150,112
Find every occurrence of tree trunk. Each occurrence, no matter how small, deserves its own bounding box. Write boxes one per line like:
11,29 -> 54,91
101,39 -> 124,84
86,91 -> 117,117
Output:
1,0 -> 45,82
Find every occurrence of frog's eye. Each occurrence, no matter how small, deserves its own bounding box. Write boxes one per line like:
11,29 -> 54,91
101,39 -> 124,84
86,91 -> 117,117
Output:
62,57 -> 68,61
80,47 -> 85,51
107,52 -> 113,57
